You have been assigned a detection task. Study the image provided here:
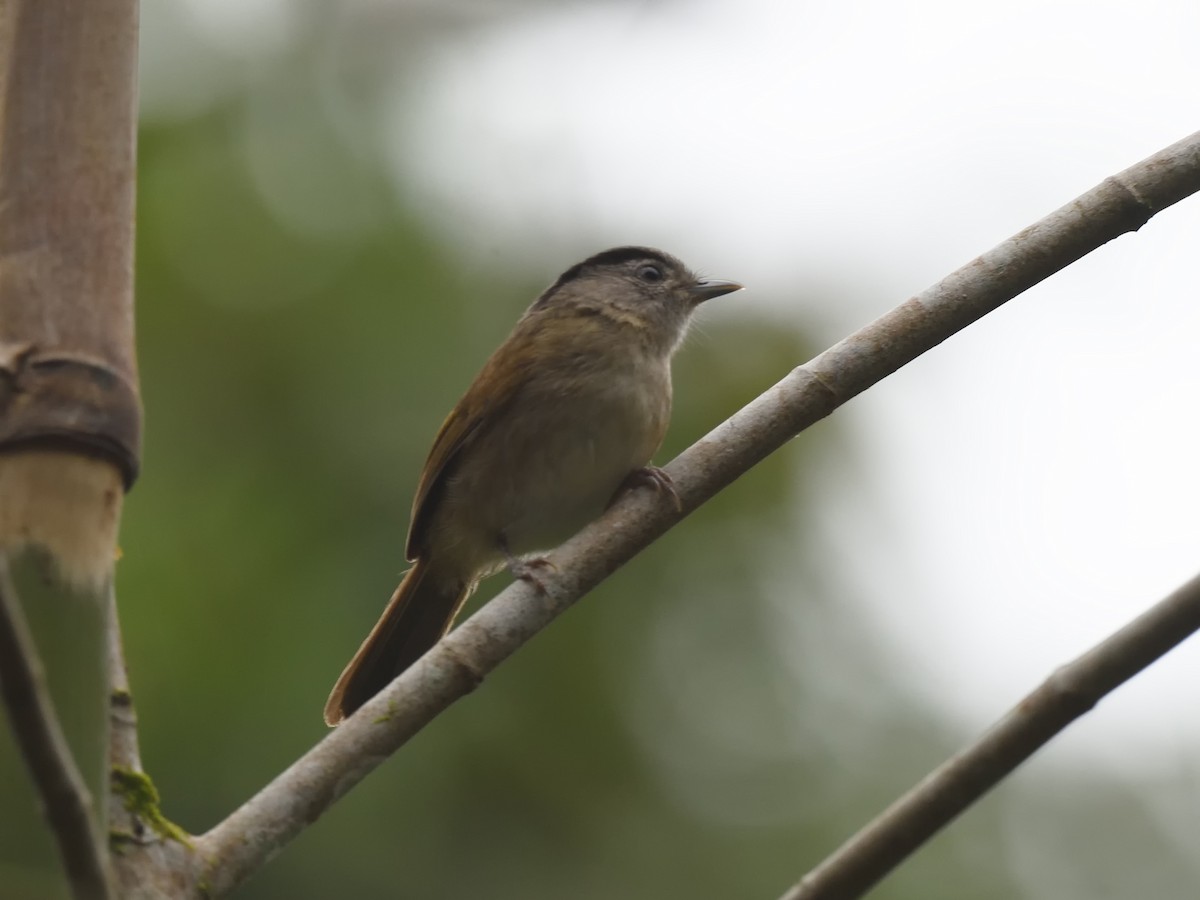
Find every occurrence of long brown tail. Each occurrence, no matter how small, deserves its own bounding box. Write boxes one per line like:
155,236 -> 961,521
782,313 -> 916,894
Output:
324,558 -> 469,725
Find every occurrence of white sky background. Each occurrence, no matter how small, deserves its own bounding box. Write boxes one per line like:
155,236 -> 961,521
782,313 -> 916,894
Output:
148,0 -> 1200,774
388,0 -> 1200,773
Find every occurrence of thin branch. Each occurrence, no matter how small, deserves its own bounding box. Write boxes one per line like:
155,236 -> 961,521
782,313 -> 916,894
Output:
105,585 -> 201,900
194,130 -> 1200,896
0,557 -> 112,900
106,584 -> 142,774
777,570 -> 1200,900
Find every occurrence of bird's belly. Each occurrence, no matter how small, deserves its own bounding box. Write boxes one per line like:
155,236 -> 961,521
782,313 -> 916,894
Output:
434,365 -> 669,569
496,410 -> 645,550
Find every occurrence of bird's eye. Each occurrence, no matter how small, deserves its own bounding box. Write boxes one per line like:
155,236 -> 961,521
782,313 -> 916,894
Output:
637,264 -> 664,283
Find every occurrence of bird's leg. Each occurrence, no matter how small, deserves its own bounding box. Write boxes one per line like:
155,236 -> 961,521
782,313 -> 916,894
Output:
499,536 -> 555,595
608,465 -> 682,512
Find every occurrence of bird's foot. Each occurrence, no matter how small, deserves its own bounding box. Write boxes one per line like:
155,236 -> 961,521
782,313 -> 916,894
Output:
501,542 -> 556,595
609,465 -> 682,512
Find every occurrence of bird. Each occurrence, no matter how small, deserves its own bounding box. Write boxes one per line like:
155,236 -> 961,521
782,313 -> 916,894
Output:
324,246 -> 741,725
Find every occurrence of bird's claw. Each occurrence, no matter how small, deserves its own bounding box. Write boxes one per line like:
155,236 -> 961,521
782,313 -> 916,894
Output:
609,465 -> 682,512
501,543 -> 556,595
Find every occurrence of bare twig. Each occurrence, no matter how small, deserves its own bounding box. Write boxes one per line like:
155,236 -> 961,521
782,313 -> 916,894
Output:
106,585 -> 141,774
105,585 -> 200,900
777,570 -> 1200,900
192,133 -> 1200,897
0,557 -> 111,900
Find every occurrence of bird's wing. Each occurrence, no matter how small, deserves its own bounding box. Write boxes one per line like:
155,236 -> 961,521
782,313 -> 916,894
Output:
405,335 -> 535,561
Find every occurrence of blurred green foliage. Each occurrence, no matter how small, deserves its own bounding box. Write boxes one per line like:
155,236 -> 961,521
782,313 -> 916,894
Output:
2,6 -> 1196,900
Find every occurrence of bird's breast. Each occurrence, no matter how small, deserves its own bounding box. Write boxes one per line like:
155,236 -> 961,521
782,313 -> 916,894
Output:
434,348 -> 672,567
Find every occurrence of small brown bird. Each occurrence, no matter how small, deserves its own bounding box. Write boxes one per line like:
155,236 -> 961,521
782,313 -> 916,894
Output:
324,247 -> 741,725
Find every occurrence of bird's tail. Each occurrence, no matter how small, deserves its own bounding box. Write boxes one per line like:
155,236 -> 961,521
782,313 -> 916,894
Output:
324,558 -> 469,725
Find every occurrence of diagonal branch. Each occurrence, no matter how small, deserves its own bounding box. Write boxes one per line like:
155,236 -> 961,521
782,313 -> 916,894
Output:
777,569 -> 1200,900
194,130 -> 1200,897
0,557 -> 112,900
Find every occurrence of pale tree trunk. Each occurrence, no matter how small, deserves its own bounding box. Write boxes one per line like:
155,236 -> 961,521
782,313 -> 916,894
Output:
0,1 -> 141,898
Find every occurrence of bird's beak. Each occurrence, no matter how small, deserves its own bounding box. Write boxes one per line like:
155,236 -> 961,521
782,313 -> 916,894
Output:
687,279 -> 743,303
